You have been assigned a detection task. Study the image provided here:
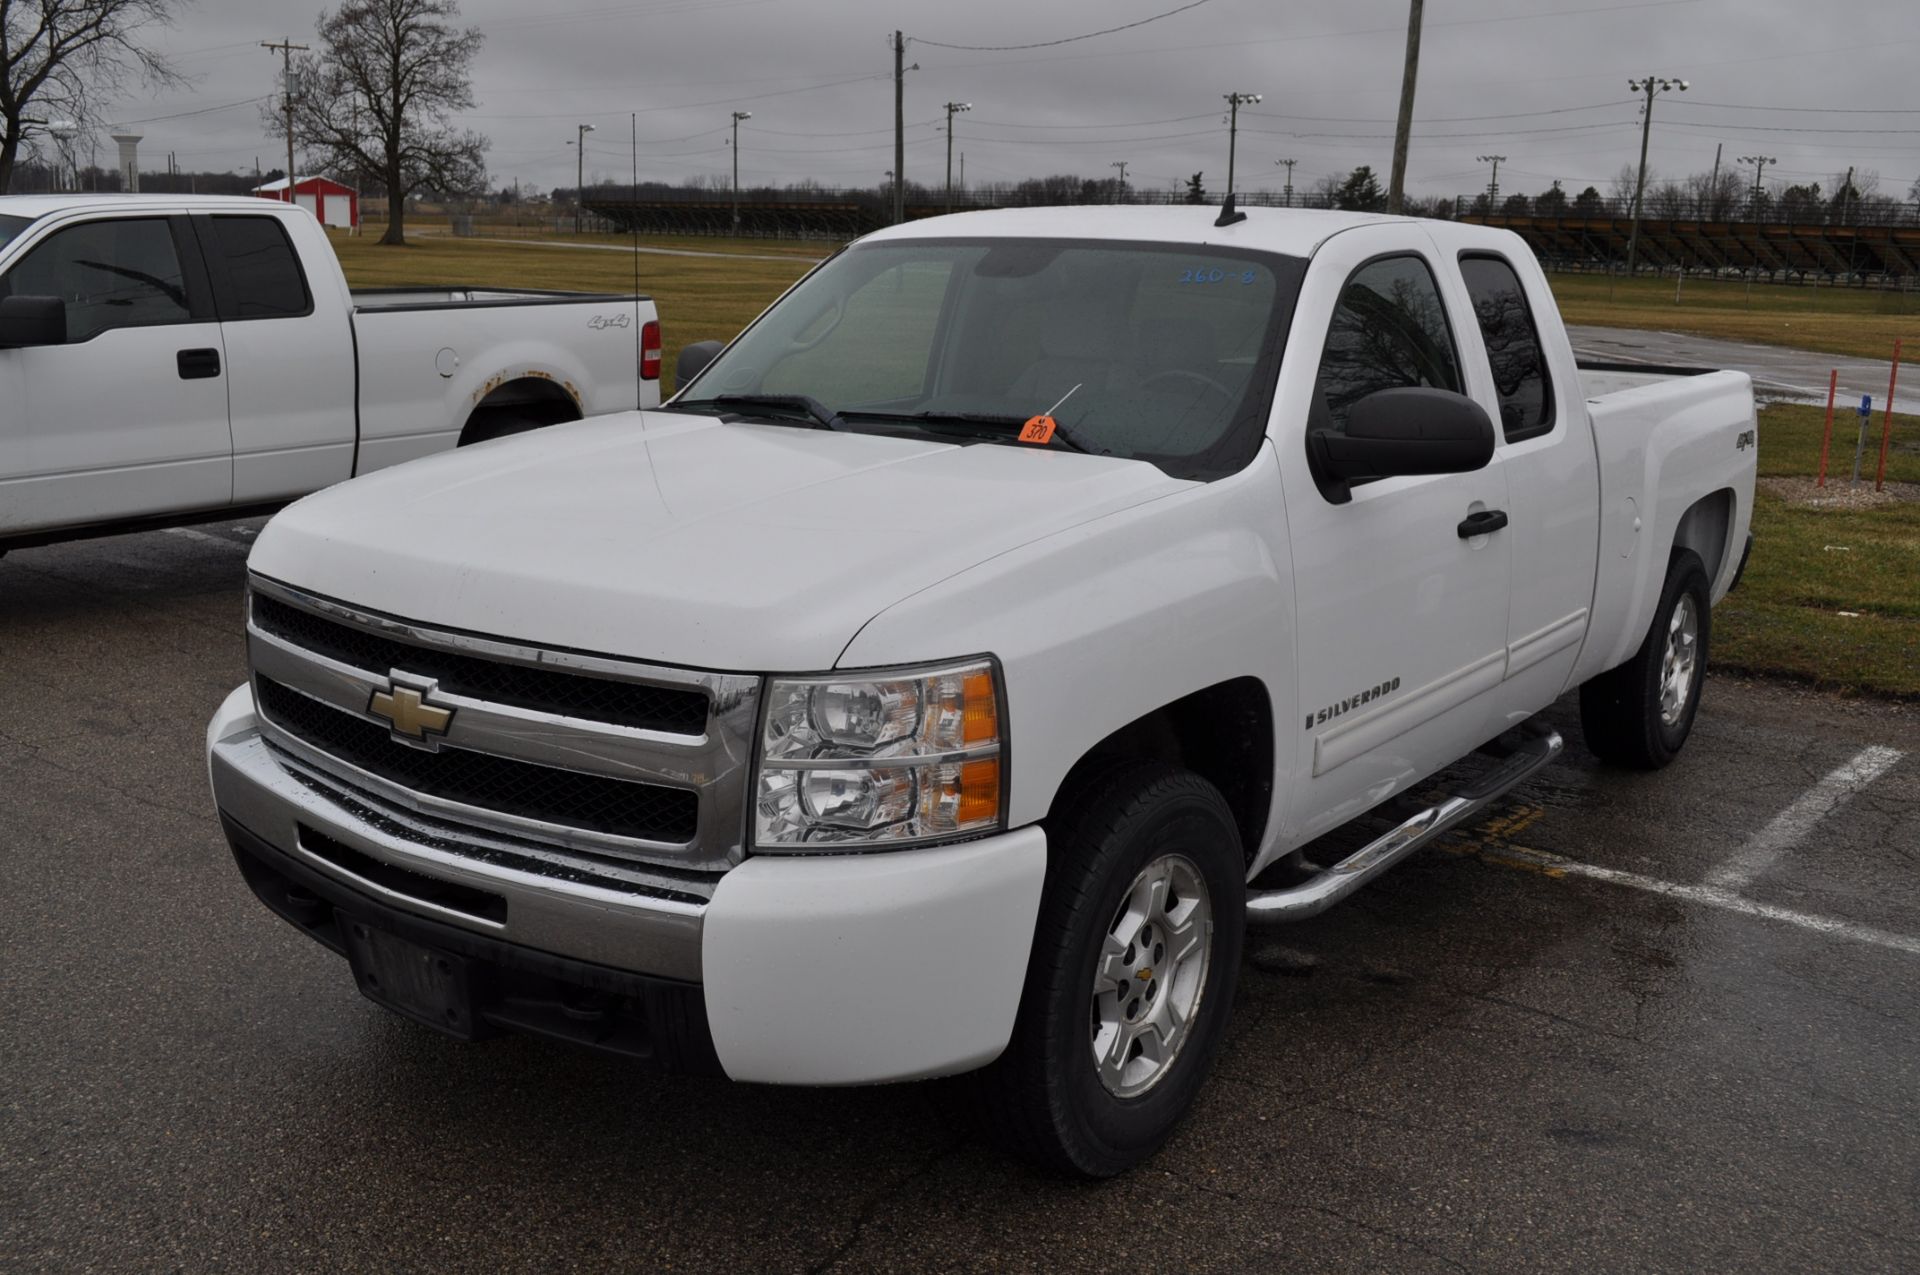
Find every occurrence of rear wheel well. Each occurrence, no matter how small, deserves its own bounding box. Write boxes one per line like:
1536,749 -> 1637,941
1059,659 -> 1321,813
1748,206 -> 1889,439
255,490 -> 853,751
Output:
458,377 -> 582,446
1051,677 -> 1274,866
1672,488 -> 1734,587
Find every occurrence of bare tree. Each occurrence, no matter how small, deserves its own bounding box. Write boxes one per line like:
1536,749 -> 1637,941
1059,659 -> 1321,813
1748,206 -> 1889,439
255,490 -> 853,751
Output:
0,0 -> 181,192
276,0 -> 487,245
1610,161 -> 1646,207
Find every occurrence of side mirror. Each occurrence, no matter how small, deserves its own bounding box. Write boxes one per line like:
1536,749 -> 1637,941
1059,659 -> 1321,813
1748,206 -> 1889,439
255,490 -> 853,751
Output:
0,295 -> 66,349
1311,388 -> 1494,500
675,339 -> 724,389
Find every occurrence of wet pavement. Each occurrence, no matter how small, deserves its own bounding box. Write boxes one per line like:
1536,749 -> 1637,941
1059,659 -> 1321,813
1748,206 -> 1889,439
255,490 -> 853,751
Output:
1568,324 -> 1905,410
3,524 -> 1917,1273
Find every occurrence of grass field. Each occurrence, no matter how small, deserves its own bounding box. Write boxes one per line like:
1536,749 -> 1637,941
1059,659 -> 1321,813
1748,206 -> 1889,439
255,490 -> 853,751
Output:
1548,271 -> 1920,361
328,229 -> 811,391
324,232 -> 1920,697
1713,402 -> 1920,698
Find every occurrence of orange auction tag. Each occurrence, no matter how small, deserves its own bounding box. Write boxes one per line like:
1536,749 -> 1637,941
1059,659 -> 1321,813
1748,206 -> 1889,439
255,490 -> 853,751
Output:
1019,415 -> 1057,444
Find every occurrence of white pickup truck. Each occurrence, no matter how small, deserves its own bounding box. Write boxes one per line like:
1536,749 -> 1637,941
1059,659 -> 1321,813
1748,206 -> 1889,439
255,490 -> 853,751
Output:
0,195 -> 660,552
205,205 -> 1756,1176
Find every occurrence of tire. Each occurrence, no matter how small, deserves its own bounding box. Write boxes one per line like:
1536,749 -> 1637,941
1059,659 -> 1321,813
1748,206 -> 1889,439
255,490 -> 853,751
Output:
967,762 -> 1245,1178
459,403 -> 575,446
1580,549 -> 1712,770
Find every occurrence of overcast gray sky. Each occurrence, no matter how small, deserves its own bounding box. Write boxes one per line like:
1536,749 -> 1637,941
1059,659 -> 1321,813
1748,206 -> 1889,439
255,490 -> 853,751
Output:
106,0 -> 1920,200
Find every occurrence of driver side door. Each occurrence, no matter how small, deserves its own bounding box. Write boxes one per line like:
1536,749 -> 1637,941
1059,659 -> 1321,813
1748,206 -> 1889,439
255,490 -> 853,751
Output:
1275,229 -> 1513,842
0,214 -> 231,539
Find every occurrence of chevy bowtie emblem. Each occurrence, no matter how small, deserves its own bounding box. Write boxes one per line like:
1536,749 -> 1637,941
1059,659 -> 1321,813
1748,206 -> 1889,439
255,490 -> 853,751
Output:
368,675 -> 454,747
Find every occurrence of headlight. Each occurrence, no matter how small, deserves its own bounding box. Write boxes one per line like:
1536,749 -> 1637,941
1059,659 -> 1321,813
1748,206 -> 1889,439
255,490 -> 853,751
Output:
754,658 -> 1005,850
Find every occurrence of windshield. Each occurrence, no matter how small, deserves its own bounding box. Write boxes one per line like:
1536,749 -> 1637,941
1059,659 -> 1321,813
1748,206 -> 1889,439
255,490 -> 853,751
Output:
0,214 -> 33,253
672,237 -> 1307,480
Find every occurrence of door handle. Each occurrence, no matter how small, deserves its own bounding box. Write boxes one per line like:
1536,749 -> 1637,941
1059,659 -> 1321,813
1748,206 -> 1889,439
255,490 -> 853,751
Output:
1457,509 -> 1509,539
177,348 -> 221,380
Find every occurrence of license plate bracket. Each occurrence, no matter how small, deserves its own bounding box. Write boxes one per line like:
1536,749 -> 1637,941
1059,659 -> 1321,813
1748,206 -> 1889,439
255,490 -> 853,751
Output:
339,912 -> 491,1041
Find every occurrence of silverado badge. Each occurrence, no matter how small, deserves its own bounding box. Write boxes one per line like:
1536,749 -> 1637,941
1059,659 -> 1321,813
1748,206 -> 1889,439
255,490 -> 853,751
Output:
368,674 -> 454,748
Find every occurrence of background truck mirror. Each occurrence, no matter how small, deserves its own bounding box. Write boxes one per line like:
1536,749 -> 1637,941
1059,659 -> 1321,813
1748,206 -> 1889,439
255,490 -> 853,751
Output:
675,339 -> 725,390
0,295 -> 66,349
1312,388 -> 1495,485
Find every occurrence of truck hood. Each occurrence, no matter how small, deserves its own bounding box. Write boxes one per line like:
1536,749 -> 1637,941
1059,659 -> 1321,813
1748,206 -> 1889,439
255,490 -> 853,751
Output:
249,411 -> 1191,671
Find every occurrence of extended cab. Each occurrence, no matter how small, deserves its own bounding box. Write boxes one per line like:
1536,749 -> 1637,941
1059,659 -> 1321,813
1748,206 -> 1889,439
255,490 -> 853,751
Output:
205,207 -> 1756,1176
0,195 -> 660,551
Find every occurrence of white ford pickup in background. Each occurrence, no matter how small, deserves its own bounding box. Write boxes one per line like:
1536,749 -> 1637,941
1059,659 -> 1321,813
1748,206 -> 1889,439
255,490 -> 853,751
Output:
205,205 -> 1756,1176
0,195 -> 660,552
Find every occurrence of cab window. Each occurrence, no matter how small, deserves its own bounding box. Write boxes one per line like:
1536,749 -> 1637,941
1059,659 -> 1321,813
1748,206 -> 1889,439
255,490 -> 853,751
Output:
1312,254 -> 1461,435
0,218 -> 194,342
1459,253 -> 1554,442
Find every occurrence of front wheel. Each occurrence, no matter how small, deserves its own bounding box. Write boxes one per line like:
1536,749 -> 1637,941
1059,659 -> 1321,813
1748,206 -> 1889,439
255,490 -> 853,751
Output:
1580,549 -> 1712,769
968,763 -> 1245,1177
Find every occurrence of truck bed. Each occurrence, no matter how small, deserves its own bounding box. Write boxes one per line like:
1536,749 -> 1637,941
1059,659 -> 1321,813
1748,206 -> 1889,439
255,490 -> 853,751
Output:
351,286 -> 642,312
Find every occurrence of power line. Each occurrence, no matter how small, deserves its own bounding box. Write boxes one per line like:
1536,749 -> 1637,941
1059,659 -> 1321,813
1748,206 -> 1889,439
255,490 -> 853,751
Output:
911,0 -> 1215,52
120,95 -> 271,125
1245,101 -> 1621,125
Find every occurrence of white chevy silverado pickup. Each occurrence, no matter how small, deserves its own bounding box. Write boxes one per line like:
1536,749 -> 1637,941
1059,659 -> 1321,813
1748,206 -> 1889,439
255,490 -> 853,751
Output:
205,205 -> 1756,1176
0,195 -> 659,552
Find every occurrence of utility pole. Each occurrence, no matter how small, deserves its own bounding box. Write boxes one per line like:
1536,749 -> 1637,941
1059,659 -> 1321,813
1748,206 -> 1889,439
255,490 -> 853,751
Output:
1477,154 -> 1505,209
1624,75 -> 1687,275
1222,91 -> 1262,197
570,123 -> 596,233
1738,154 -> 1775,218
892,31 -> 906,224
730,111 -> 751,234
1840,163 -> 1855,225
1387,0 -> 1425,214
1276,157 -> 1297,207
1110,160 -> 1129,203
942,101 -> 970,212
261,39 -> 309,205
1704,142 -> 1721,217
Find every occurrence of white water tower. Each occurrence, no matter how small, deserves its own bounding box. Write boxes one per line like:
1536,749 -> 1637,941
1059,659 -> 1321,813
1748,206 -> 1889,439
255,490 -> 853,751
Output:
110,130 -> 143,192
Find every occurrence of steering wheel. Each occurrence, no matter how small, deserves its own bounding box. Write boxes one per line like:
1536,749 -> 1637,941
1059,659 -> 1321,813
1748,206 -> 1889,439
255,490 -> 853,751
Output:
1140,368 -> 1235,400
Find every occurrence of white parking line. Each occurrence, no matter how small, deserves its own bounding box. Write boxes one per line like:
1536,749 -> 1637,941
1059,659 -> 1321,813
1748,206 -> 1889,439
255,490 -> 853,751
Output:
1704,746 -> 1906,891
164,527 -> 247,549
1485,844 -> 1920,959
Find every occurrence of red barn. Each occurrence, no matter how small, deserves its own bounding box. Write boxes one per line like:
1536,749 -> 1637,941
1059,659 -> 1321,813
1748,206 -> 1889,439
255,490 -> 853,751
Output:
252,175 -> 359,230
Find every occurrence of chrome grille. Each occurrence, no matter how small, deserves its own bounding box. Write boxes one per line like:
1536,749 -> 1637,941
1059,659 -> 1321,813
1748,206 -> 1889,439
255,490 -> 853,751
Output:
245,575 -> 761,871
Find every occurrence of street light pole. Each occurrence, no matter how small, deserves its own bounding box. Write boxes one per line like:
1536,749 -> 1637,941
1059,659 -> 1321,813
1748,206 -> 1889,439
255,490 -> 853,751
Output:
1222,92 -> 1261,197
1625,76 -> 1687,275
731,110 -> 752,235
1476,154 -> 1505,209
943,101 -> 970,212
1275,157 -> 1297,207
572,123 -> 596,233
1387,0 -> 1425,214
1738,154 -> 1776,218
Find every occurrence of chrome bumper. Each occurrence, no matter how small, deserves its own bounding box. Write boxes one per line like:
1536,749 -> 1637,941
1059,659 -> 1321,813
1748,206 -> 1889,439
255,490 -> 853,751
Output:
209,686 -> 709,982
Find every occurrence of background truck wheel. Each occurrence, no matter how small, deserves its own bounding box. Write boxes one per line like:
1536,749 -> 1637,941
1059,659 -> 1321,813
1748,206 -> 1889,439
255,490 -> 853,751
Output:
968,762 -> 1245,1178
458,401 -> 578,446
1580,549 -> 1712,770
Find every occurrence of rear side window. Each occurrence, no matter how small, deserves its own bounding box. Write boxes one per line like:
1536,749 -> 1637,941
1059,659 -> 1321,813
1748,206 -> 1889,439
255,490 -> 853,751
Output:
0,218 -> 192,342
1314,255 -> 1461,433
203,216 -> 312,319
1459,254 -> 1553,442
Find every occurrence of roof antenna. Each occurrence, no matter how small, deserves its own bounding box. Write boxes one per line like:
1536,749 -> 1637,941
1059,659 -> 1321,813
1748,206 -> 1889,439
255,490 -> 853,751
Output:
1214,192 -> 1246,228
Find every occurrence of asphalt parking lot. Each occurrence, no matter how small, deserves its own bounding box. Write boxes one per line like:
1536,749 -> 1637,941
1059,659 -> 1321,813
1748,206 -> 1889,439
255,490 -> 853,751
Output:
3,523 -> 1917,1273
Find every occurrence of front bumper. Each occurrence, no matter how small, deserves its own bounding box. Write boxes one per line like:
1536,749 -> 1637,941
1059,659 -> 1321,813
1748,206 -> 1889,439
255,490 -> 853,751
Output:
208,684 -> 1047,1085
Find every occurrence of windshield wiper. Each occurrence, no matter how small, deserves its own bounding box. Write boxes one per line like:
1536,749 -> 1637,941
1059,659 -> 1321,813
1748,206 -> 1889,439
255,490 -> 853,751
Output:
842,410 -> 1099,455
679,394 -> 848,431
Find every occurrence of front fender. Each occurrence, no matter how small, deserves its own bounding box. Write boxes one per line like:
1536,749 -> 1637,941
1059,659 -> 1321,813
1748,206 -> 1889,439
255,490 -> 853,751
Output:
837,445 -> 1298,862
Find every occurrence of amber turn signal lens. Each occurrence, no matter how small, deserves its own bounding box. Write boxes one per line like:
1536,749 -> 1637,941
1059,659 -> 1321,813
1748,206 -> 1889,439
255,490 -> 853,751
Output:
956,758 -> 1001,825
962,671 -> 998,744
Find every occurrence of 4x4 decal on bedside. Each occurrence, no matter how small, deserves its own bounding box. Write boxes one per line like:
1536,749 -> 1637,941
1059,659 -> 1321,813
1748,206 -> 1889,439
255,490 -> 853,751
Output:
1306,677 -> 1402,731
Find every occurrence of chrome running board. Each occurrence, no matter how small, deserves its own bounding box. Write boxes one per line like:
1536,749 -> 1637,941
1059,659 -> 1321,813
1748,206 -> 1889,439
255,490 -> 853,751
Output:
1246,722 -> 1563,924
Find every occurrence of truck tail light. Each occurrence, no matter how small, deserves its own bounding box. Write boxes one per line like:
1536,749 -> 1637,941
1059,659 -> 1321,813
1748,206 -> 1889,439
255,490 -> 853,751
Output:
640,320 -> 661,381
